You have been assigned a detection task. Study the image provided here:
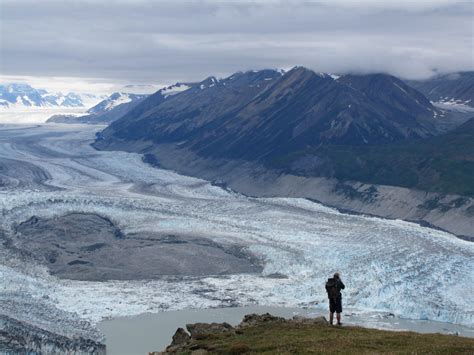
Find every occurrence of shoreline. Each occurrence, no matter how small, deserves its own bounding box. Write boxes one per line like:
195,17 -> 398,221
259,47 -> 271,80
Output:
98,306 -> 474,355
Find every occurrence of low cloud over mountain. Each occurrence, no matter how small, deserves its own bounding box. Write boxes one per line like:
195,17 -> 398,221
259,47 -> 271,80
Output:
1,0 -> 472,86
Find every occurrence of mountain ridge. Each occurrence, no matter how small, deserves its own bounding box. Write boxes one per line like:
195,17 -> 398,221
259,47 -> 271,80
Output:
87,92 -> 148,115
407,71 -> 474,107
97,67 -> 441,161
47,92 -> 148,124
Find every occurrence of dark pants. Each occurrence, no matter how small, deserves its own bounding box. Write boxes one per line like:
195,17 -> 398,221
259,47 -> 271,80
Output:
329,297 -> 342,313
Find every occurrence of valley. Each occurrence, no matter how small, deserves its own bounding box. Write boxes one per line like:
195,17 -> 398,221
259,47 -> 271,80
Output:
94,67 -> 474,239
0,124 -> 473,351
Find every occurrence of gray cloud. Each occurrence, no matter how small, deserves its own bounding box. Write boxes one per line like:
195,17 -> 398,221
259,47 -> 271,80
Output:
0,0 -> 473,86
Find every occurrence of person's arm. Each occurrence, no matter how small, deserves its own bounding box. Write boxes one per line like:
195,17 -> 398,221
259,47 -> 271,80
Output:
339,280 -> 345,289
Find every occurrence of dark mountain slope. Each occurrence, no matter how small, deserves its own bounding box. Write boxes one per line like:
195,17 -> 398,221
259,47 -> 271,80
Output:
407,72 -> 474,105
339,74 -> 437,128
192,68 -> 438,160
96,67 -> 439,163
105,70 -> 284,141
282,117 -> 474,196
93,67 -> 474,196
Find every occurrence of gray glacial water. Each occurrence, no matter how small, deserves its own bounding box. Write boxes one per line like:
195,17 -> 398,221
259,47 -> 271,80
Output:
99,306 -> 474,355
0,123 -> 473,348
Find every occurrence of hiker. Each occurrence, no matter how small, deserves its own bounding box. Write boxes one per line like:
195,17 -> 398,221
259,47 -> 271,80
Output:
325,272 -> 345,325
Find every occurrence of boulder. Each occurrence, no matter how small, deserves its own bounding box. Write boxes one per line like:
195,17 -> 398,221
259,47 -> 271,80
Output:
170,327 -> 190,346
186,322 -> 233,339
239,313 -> 285,327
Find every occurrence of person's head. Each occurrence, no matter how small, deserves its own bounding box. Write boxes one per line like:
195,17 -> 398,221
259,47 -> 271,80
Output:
334,272 -> 340,279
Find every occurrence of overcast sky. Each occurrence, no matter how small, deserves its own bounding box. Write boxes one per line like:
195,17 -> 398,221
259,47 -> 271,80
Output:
0,0 -> 473,93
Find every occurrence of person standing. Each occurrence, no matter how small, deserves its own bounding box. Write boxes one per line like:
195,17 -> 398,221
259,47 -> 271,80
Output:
325,272 -> 345,325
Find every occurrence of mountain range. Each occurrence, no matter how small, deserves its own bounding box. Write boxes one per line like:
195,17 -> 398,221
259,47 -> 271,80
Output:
94,67 -> 474,198
97,68 -> 442,157
0,83 -> 99,109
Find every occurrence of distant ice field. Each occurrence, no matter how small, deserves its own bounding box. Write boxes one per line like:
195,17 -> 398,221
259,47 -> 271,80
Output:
0,107 -> 89,124
0,123 -> 472,337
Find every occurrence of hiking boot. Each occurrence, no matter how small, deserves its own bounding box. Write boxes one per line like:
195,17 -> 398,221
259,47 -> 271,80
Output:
337,322 -> 342,326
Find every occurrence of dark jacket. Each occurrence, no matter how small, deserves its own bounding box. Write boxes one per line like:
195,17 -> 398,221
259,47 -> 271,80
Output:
325,277 -> 345,299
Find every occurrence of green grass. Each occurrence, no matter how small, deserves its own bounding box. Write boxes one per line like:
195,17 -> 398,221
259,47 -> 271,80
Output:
174,322 -> 474,354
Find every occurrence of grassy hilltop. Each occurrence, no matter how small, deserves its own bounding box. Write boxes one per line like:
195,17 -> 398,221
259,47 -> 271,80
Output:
152,314 -> 474,354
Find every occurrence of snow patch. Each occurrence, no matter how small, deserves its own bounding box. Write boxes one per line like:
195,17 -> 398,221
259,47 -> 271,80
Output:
393,83 -> 408,95
433,99 -> 474,113
160,83 -> 191,98
104,93 -> 132,110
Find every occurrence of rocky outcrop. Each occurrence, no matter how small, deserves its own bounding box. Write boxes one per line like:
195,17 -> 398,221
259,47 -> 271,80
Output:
187,322 -> 234,339
169,328 -> 190,346
239,313 -> 285,327
150,313 -> 328,354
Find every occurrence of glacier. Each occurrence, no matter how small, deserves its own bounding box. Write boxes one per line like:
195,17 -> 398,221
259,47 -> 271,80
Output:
0,124 -> 473,341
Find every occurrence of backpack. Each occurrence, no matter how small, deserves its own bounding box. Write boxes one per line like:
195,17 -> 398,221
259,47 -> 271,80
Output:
325,278 -> 339,299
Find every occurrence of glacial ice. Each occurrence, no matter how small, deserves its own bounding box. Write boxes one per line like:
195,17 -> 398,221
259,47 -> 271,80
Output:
0,124 -> 473,340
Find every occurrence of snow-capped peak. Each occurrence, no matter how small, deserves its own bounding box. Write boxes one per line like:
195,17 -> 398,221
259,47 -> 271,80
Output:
87,92 -> 147,115
0,83 -> 91,109
314,72 -> 341,80
104,93 -> 133,110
